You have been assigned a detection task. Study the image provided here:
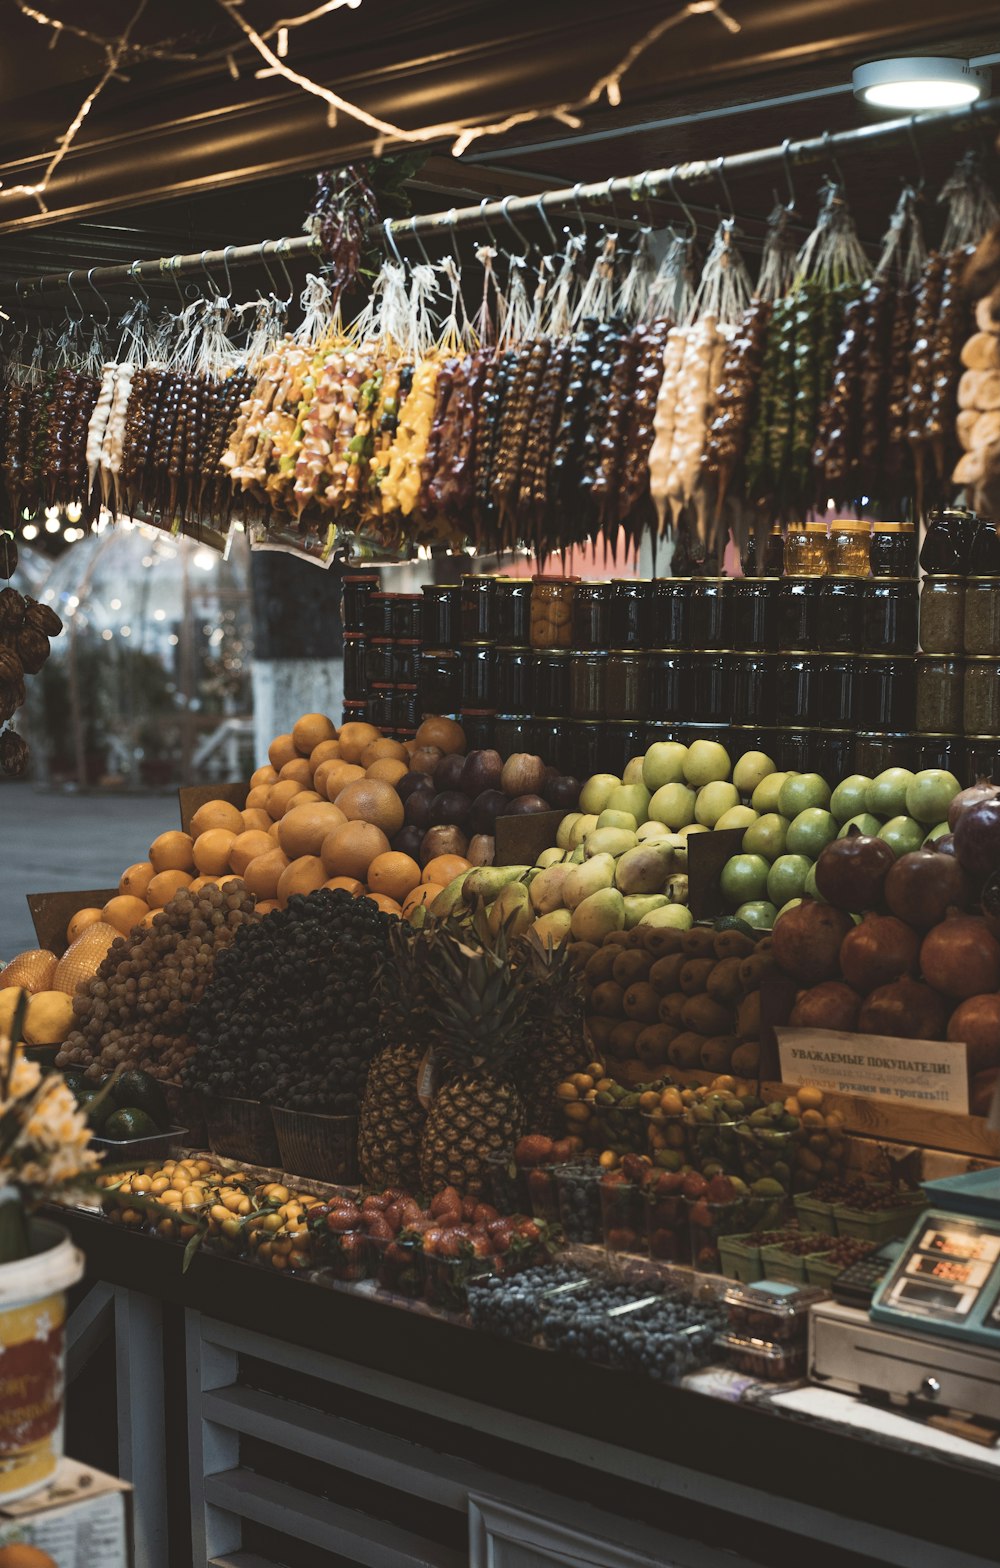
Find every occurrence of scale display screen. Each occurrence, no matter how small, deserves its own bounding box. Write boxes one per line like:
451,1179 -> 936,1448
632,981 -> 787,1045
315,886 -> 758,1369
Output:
872,1209 -> 1000,1347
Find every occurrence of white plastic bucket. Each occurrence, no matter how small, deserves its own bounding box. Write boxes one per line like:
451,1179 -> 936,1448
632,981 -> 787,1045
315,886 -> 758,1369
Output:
0,1217 -> 84,1503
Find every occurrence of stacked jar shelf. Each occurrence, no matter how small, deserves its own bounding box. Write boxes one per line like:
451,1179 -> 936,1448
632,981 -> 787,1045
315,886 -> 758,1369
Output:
341,572 -> 425,739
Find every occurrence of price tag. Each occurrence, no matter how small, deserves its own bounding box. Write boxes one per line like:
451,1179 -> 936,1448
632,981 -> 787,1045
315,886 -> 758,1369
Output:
776,1026 -> 968,1113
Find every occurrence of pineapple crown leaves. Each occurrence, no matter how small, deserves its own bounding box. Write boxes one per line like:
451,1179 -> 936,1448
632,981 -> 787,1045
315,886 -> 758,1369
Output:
419,901 -> 536,1075
374,918 -> 441,1046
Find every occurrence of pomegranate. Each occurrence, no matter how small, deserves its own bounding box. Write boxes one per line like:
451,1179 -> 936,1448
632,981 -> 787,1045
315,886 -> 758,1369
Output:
771,899 -> 854,985
946,994 -> 1000,1075
883,849 -> 972,930
859,976 -> 950,1040
953,797 -> 1000,876
814,831 -> 895,912
840,914 -> 920,994
948,779 -> 1000,832
971,1069 -> 1000,1118
921,914 -> 1000,999
789,980 -> 861,1032
933,832 -> 958,858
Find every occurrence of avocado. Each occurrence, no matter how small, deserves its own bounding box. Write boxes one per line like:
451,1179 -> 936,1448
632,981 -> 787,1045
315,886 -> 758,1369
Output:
102,1107 -> 161,1141
713,916 -> 756,938
61,1071 -> 87,1098
109,1070 -> 169,1126
77,1089 -> 114,1132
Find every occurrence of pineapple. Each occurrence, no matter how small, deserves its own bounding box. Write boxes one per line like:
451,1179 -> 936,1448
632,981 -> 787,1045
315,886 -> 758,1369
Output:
514,931 -> 589,1135
418,918 -> 530,1196
358,921 -> 433,1190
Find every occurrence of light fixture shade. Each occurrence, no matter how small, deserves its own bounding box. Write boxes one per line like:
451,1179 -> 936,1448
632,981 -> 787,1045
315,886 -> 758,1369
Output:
853,57 -> 990,111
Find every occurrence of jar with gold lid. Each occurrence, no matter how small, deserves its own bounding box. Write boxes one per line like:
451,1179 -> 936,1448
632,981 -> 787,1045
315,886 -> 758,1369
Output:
784,520 -> 829,577
870,520 -> 917,578
605,651 -> 647,720
963,578 -> 1000,656
829,518 -> 871,577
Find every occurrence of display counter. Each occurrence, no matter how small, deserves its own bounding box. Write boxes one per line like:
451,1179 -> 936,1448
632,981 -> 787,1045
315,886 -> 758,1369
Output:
59,1206 -> 1000,1568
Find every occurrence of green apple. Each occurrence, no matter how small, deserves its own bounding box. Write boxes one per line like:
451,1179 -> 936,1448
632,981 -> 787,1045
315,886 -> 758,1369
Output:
924,821 -> 950,843
732,751 -> 777,797
878,815 -> 926,858
715,804 -> 759,833
556,812 -> 580,850
735,899 -> 778,931
804,863 -> 826,902
638,902 -> 693,931
578,773 -> 622,815
776,897 -> 803,920
649,782 -> 697,829
596,809 -> 638,831
720,853 -> 771,908
743,813 -> 790,861
766,853 -> 812,907
837,813 -> 883,838
786,808 -> 838,858
752,771 -> 794,814
607,782 -> 651,822
867,767 -> 914,821
695,780 -> 740,827
778,772 -> 831,818
830,774 -> 874,824
642,741 -> 689,791
905,768 -> 961,825
622,756 -> 647,786
682,738 -> 732,788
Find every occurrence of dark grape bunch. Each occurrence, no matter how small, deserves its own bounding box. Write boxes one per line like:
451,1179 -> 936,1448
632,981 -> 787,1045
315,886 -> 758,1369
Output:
183,889 -> 394,1114
55,882 -> 259,1083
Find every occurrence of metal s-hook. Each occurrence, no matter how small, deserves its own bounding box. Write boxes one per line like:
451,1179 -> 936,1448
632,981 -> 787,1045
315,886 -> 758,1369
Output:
161,255 -> 187,309
443,208 -> 462,264
714,156 -> 735,221
478,198 -> 500,248
666,167 -> 698,239
603,175 -> 625,231
779,137 -> 797,211
382,217 -> 404,266
270,239 -> 295,305
633,171 -> 657,231
500,195 -> 532,256
86,268 -> 111,325
219,246 -> 236,300
199,250 -> 222,299
821,129 -> 846,191
569,182 -> 589,239
535,193 -> 558,251
408,216 -> 432,268
905,117 -> 926,190
128,260 -> 150,303
65,270 -> 85,324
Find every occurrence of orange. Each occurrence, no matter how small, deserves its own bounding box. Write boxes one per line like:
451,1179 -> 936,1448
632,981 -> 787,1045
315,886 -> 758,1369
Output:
193,829 -> 238,876
277,856 -> 327,905
415,716 -> 466,755
149,831 -> 195,873
245,785 -> 271,810
338,721 -> 382,763
320,761 -> 364,800
102,894 -> 151,934
310,739 -> 341,768
320,820 -> 390,882
291,789 -> 322,807
367,758 -> 409,787
241,808 -> 272,833
367,851 -> 422,903
335,778 -> 404,837
242,848 -> 290,901
66,907 -> 105,944
292,712 -> 337,754
146,869 -> 193,908
323,876 -> 365,896
229,829 -> 274,876
190,799 -> 243,837
250,764 -> 278,790
268,822 -> 282,843
402,882 -> 444,917
0,1543 -> 60,1567
361,737 -> 408,768
279,757 -> 313,787
266,780 -> 305,820
268,733 -> 298,770
423,853 -> 471,885
277,802 -> 345,859
366,893 -> 402,917
119,860 -> 155,899
254,899 -> 280,915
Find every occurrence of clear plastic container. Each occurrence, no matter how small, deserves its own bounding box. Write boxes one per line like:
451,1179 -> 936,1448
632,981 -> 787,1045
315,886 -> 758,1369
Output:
524,1164 -> 562,1226
467,1267 -> 590,1343
555,1165 -> 603,1244
723,1279 -> 825,1343
599,1176 -> 645,1256
643,1184 -> 691,1263
716,1332 -> 806,1381
483,1150 -> 527,1215
530,577 -> 577,649
540,1286 -> 725,1381
368,1234 -> 424,1298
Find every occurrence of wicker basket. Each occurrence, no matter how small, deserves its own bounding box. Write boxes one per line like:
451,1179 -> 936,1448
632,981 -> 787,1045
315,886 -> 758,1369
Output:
270,1107 -> 358,1184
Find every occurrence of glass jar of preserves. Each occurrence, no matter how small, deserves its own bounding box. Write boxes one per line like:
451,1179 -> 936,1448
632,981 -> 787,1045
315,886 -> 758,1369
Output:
494,715 -> 535,755
394,639 -> 420,687
730,724 -> 775,760
610,580 -> 654,648
919,577 -> 965,655
533,716 -> 569,772
648,651 -> 688,723
367,637 -> 395,685
777,729 -> 818,772
730,577 -> 778,651
829,519 -> 871,577
853,732 -> 916,776
342,633 -> 367,700
919,507 -> 979,574
690,652 -> 728,724
605,651 -> 648,720
533,650 -> 571,717
368,684 -> 394,729
963,577 -> 1000,656
421,583 -> 460,647
785,520 -> 830,576
460,575 -> 497,642
817,578 -> 864,653
915,656 -> 963,734
530,577 -> 576,649
418,649 -> 461,716
870,521 -> 917,578
763,522 -> 785,576
460,643 -> 497,708
568,720 -> 603,781
729,653 -> 776,727
460,710 -> 496,750
687,577 -> 727,649
495,646 -> 533,714
776,579 -> 822,652
391,594 -> 423,640
862,579 -> 918,655
816,730 -> 853,781
494,578 -> 532,646
393,686 -> 419,731
969,522 -> 1000,575
572,582 -> 612,650
963,657 -> 1000,735
364,592 -> 394,638
820,654 -> 858,728
965,736 -> 1000,783
341,697 -> 369,727
857,655 -> 916,731
341,572 -> 379,632
604,721 -> 646,779
775,653 -> 820,728
569,651 -> 607,719
916,733 -> 966,775
652,578 -> 689,649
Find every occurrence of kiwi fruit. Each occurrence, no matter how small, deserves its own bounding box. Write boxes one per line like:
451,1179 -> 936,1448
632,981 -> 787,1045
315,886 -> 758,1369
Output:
680,994 -> 734,1036
586,1016 -> 616,1054
603,930 -> 633,948
658,993 -> 687,1028
640,927 -> 685,957
737,990 -> 762,1040
612,949 -> 652,988
590,981 -> 625,1017
649,954 -> 685,994
667,1032 -> 705,1071
713,929 -> 756,961
585,948 -> 619,985
738,953 -> 771,991
567,941 -> 598,971
679,958 -> 716,995
681,926 -> 717,958
635,1024 -> 677,1066
699,1035 -> 739,1074
622,982 -> 661,1024
706,956 -> 744,1008
609,1020 -> 645,1058
732,1040 -> 761,1077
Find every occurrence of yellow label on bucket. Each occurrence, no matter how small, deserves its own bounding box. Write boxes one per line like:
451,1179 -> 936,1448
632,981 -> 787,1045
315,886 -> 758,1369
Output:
0,1290 -> 67,1499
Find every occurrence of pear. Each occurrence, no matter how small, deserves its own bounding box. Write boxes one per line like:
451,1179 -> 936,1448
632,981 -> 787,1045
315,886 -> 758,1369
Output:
639,903 -> 694,931
596,809 -> 638,831
571,887 -> 626,942
463,865 -> 531,905
568,845 -> 586,864
614,841 -> 674,894
536,846 -> 567,869
637,820 -> 673,842
562,852 -> 615,910
556,813 -> 581,850
529,862 -> 574,914
666,872 -> 689,903
531,909 -> 573,947
623,894 -> 668,928
585,826 -> 638,859
488,879 -> 532,937
622,757 -> 647,786
430,871 -> 472,917
568,813 -> 598,849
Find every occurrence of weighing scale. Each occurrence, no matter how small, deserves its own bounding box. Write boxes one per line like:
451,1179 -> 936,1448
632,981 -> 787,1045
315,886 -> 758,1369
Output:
810,1173 -> 1000,1425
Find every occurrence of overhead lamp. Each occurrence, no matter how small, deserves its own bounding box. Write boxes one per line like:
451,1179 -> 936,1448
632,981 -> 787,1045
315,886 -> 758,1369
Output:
853,57 -> 990,111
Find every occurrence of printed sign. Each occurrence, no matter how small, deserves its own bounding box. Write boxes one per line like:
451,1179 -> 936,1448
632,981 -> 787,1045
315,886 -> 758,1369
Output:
776,1027 -> 968,1114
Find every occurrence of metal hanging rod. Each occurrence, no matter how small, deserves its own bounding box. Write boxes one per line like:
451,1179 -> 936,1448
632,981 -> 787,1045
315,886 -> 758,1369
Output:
6,94 -> 999,303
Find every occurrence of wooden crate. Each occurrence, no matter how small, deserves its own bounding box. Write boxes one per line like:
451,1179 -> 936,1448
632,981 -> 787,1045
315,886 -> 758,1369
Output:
26,888 -> 119,956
